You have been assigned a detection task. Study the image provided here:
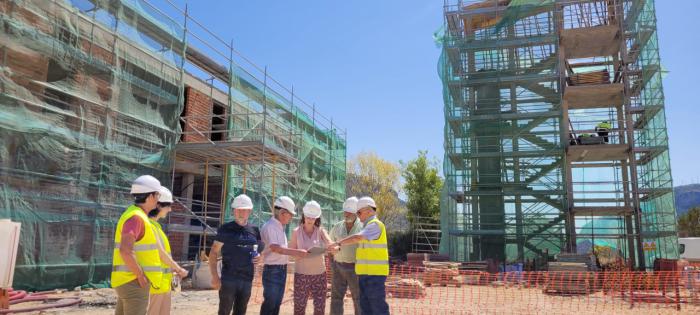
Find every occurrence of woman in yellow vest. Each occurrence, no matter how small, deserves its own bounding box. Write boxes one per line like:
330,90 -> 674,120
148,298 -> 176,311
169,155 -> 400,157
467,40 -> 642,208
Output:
332,197 -> 390,315
147,187 -> 189,315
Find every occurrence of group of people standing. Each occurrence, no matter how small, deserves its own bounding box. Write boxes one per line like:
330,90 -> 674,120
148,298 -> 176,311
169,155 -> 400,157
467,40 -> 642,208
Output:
111,175 -> 391,315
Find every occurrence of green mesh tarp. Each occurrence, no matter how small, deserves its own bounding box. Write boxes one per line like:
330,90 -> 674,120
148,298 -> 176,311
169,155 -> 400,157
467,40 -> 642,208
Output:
0,0 -> 184,290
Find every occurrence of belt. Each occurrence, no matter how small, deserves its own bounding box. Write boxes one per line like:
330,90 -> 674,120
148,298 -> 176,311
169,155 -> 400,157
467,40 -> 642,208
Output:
335,261 -> 356,267
264,264 -> 287,270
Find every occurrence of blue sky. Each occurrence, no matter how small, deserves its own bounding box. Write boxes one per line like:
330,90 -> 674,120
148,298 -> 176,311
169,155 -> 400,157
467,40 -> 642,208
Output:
166,0 -> 698,185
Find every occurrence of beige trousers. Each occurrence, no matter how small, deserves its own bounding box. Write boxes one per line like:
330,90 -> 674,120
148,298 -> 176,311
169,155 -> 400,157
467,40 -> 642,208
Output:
147,292 -> 172,315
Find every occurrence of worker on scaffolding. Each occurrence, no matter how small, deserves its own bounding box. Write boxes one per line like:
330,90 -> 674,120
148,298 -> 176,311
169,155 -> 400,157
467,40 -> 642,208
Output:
332,196 -> 390,315
260,196 -> 309,315
208,194 -> 264,315
595,121 -> 612,143
111,175 -> 164,315
147,187 -> 189,315
328,197 -> 363,315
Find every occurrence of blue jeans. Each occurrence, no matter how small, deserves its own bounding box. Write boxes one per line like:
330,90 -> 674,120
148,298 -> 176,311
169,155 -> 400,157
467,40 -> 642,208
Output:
218,278 -> 252,315
260,265 -> 287,315
358,275 -> 390,315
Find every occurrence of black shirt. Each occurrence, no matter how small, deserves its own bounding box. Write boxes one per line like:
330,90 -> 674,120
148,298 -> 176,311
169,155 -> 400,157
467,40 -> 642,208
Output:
215,221 -> 264,282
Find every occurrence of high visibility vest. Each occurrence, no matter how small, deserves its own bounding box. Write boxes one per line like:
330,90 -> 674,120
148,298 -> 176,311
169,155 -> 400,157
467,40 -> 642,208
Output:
111,205 -> 163,289
355,217 -> 389,276
149,219 -> 172,294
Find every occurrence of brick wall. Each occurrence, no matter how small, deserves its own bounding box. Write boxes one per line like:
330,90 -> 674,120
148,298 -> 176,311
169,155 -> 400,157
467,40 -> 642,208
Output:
167,202 -> 189,261
1,47 -> 49,95
0,1 -> 53,34
183,86 -> 212,142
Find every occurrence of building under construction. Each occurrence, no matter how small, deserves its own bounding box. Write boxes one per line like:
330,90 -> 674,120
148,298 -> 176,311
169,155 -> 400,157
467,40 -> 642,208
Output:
439,0 -> 676,269
0,0 -> 346,290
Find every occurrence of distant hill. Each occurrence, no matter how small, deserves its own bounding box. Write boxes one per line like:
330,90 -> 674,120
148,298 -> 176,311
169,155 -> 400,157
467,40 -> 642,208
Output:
675,184 -> 700,216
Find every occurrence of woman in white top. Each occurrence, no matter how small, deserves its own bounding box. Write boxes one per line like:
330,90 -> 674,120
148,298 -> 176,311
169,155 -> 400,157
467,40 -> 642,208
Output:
289,201 -> 333,315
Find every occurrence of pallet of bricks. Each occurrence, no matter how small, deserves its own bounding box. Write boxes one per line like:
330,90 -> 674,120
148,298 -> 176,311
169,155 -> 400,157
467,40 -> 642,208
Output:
386,277 -> 427,299
543,253 -> 597,294
568,69 -> 610,86
421,261 -> 462,287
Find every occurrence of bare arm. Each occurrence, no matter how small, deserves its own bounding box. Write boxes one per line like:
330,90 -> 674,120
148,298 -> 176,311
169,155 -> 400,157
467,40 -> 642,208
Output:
320,228 -> 333,245
155,239 -> 187,277
268,244 -> 308,257
289,229 -> 298,249
337,234 -> 367,246
209,241 -> 223,290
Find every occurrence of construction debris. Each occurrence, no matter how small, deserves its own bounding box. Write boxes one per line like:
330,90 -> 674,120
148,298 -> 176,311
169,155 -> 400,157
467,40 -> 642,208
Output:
386,279 -> 427,299
422,262 -> 462,287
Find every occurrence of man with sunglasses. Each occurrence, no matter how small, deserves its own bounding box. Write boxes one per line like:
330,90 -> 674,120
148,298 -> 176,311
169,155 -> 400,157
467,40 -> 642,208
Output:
259,196 -> 309,315
112,175 -> 165,315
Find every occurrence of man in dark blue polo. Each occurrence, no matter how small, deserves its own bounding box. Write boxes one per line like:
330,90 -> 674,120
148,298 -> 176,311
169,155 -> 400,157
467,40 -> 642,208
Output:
208,194 -> 264,315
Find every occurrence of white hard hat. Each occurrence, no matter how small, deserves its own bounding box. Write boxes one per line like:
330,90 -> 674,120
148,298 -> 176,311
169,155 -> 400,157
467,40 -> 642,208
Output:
232,194 -> 254,210
342,197 -> 359,214
303,200 -> 322,219
274,196 -> 296,215
356,196 -> 377,211
130,175 -> 162,194
158,187 -> 173,203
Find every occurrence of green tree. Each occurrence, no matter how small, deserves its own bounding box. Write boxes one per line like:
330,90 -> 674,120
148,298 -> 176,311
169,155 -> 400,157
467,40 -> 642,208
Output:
678,207 -> 700,237
346,152 -> 408,232
402,151 -> 443,220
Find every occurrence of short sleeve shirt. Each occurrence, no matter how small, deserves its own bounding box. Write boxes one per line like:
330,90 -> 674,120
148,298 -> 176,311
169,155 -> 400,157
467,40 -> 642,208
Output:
121,216 -> 145,241
261,217 -> 289,265
215,221 -> 263,282
358,215 -> 382,241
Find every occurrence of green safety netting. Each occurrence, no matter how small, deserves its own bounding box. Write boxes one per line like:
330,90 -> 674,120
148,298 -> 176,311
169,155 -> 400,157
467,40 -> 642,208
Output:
0,0 -> 184,290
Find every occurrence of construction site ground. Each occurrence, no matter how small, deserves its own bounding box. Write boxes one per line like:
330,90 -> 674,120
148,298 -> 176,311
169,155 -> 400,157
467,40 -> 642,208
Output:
16,283 -> 699,315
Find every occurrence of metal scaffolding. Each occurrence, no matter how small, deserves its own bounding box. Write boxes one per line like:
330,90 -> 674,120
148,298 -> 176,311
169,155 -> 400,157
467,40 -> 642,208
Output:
439,0 -> 677,269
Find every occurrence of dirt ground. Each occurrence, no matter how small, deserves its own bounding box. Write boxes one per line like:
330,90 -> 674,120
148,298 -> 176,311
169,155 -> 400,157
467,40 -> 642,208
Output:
10,283 -> 700,315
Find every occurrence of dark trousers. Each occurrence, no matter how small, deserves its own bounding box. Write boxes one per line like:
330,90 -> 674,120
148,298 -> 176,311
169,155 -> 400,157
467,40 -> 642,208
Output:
358,275 -> 390,315
596,129 -> 609,143
218,278 -> 252,315
260,265 -> 287,315
330,261 -> 361,315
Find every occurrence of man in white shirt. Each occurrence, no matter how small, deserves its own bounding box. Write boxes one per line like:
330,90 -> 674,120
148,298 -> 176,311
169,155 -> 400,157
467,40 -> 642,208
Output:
259,196 -> 308,315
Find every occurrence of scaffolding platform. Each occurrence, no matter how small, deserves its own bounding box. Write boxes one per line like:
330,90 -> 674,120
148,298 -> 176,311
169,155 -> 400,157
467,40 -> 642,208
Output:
561,25 -> 621,59
566,144 -> 629,162
564,83 -> 624,109
175,141 -> 298,165
571,206 -> 634,216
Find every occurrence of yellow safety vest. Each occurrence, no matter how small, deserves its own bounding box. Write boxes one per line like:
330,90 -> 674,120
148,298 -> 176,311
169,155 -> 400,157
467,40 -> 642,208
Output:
111,205 -> 163,289
355,217 -> 389,276
150,219 -> 172,294
597,122 -> 612,129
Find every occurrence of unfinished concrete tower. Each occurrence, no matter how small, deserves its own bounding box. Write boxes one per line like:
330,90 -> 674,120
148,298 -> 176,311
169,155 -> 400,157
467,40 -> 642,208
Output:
439,0 -> 677,269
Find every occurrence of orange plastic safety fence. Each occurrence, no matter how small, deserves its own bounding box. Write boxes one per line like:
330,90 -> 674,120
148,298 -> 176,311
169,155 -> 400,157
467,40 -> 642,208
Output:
235,264 -> 700,314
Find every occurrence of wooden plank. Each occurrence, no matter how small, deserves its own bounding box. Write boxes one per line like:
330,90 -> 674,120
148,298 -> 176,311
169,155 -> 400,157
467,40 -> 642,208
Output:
561,25 -> 620,59
564,83 -> 624,109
